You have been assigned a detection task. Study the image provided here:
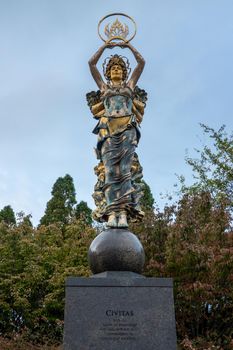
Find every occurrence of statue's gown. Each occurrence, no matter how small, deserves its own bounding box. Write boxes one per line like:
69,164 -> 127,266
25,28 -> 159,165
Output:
93,84 -> 143,221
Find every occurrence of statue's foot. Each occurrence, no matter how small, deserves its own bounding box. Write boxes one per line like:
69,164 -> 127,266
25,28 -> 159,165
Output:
107,213 -> 117,228
118,212 -> 128,228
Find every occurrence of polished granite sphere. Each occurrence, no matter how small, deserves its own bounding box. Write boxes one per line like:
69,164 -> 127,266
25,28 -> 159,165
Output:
88,228 -> 145,274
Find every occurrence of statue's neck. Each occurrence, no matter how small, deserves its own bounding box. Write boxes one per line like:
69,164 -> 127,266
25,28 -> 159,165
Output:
109,80 -> 125,88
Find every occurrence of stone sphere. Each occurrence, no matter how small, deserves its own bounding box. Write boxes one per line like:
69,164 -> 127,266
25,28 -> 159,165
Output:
88,228 -> 145,274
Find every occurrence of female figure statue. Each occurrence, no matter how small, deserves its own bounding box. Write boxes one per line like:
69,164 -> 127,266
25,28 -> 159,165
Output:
87,42 -> 147,228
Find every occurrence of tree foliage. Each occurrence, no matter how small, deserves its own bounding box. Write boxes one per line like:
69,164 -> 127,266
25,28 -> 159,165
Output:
0,174 -> 94,347
180,124 -> 233,215
166,192 -> 233,349
0,219 -> 95,345
75,201 -> 92,225
40,175 -> 77,226
0,205 -> 16,225
140,180 -> 155,211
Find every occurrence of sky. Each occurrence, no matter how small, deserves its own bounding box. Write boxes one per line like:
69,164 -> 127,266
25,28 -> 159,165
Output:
1,0 -> 233,225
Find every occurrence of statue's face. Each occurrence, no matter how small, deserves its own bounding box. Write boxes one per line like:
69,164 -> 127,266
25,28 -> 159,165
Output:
110,64 -> 123,81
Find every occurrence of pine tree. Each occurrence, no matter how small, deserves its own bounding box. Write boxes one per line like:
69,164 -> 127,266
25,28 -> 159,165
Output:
0,205 -> 16,225
75,201 -> 92,225
40,174 -> 76,226
140,180 -> 155,211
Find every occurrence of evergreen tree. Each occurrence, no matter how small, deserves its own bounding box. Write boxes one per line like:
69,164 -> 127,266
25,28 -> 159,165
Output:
0,205 -> 16,225
75,201 -> 92,225
40,174 -> 76,226
140,180 -> 155,210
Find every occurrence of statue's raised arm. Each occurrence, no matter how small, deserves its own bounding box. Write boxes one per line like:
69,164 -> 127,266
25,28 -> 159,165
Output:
121,42 -> 145,90
88,43 -> 108,90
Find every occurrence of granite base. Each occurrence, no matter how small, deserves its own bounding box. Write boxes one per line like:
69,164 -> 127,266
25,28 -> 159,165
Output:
63,272 -> 177,349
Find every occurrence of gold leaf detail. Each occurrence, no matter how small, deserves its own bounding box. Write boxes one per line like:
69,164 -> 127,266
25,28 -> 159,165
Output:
104,18 -> 129,40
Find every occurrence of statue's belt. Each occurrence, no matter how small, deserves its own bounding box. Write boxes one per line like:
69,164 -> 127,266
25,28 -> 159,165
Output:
103,114 -> 133,119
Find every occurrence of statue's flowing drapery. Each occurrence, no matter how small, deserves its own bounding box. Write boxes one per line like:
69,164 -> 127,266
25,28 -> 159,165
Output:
87,84 -> 147,223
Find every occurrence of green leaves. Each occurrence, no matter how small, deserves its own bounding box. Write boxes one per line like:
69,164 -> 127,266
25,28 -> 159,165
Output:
184,124 -> 233,212
40,174 -> 77,226
0,173 -> 94,345
0,220 -> 95,344
75,201 -> 93,225
140,180 -> 155,211
0,206 -> 16,225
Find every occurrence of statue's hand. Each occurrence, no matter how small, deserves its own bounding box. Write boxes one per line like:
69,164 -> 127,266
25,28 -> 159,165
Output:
105,42 -> 117,49
105,42 -> 129,49
118,42 -> 130,49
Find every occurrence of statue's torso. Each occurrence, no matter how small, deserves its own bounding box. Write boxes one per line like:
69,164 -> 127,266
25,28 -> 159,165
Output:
102,85 -> 133,134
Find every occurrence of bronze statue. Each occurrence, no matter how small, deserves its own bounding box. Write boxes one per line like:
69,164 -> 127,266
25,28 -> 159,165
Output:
87,14 -> 147,229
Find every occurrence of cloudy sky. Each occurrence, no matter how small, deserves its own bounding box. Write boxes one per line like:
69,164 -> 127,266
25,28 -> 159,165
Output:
1,0 -> 233,225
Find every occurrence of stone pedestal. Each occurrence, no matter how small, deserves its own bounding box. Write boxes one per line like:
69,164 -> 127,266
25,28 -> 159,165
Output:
63,272 -> 177,349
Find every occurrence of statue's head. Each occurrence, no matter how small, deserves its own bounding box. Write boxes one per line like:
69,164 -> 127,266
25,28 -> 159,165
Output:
103,54 -> 130,83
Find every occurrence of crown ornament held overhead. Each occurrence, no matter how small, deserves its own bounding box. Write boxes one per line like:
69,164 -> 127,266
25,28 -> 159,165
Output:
105,19 -> 129,41
98,13 -> 137,43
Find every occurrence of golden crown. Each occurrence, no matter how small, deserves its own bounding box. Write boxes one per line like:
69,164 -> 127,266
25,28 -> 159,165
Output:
104,19 -> 129,41
98,13 -> 137,43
